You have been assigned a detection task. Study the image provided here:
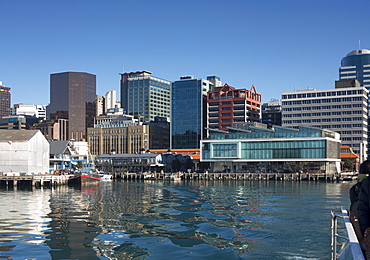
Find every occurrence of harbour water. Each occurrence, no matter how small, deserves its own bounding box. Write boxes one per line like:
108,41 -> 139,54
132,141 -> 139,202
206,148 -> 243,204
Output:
0,180 -> 354,260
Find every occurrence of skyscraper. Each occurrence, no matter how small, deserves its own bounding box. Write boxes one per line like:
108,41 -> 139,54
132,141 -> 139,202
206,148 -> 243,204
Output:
340,49 -> 370,160
0,81 -> 11,118
49,72 -> 96,141
120,71 -> 171,122
339,49 -> 370,89
171,76 -> 215,149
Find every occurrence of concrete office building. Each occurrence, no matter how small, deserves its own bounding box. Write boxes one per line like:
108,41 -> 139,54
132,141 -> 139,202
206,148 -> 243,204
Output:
0,81 -> 11,118
34,118 -> 68,141
49,72 -> 96,141
96,95 -> 105,116
120,71 -> 171,122
88,113 -> 170,156
207,84 -> 262,131
12,104 -> 46,119
281,81 -> 368,160
171,76 -> 216,149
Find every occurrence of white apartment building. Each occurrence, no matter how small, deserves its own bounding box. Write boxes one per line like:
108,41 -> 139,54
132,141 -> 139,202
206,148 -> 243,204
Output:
105,90 -> 117,112
282,82 -> 368,161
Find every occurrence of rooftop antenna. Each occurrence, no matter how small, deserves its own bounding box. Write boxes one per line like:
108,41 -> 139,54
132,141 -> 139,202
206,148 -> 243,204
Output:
359,40 -> 361,50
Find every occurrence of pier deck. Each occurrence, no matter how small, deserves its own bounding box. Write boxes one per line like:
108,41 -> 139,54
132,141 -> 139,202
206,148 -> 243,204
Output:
0,175 -> 70,187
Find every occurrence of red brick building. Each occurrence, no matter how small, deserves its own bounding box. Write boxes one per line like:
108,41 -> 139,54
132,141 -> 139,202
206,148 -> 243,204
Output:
207,84 -> 262,130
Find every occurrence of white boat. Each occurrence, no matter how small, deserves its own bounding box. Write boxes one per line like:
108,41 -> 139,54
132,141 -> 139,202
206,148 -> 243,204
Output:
169,172 -> 182,181
100,174 -> 113,181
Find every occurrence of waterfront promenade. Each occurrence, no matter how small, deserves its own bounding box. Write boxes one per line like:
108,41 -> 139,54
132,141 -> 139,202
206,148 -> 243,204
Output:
0,171 -> 353,188
114,171 -> 351,182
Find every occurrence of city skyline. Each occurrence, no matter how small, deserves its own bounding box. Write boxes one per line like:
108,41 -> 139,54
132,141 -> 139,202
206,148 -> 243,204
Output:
1,0 -> 369,105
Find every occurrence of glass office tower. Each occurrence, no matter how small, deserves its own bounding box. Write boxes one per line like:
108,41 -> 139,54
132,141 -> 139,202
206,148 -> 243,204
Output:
340,49 -> 370,160
340,49 -> 370,89
171,76 -> 214,149
120,71 -> 171,122
50,72 -> 96,141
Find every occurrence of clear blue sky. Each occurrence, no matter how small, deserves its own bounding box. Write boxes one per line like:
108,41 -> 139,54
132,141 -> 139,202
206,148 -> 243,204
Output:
1,0 -> 369,105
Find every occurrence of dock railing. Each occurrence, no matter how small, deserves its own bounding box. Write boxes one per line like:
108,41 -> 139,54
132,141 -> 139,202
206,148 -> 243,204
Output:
331,206 -> 364,260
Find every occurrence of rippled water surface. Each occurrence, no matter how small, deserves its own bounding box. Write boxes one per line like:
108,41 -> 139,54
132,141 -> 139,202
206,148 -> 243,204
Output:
0,180 -> 353,259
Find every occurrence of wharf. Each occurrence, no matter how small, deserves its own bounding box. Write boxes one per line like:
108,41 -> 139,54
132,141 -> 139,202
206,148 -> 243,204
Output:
113,172 -> 349,182
0,175 -> 70,188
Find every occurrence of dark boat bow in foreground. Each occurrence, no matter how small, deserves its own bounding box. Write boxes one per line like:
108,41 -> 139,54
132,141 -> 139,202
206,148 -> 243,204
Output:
68,172 -> 102,185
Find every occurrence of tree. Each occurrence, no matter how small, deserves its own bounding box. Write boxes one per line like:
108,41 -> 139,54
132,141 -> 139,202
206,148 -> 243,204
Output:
343,160 -> 354,172
76,161 -> 83,169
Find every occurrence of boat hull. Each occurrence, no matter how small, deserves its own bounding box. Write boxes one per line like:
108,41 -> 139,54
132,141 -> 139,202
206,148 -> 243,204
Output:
69,173 -> 101,186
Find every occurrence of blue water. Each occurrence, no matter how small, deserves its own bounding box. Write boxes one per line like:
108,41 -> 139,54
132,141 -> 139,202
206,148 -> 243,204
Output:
0,180 -> 353,259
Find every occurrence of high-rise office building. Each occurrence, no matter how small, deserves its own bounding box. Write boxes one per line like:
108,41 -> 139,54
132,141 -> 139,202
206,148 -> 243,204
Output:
261,100 -> 282,126
281,81 -> 368,160
96,95 -> 105,116
339,49 -> 370,160
0,81 -> 11,118
339,49 -> 370,89
120,71 -> 171,122
171,76 -> 215,149
49,72 -> 96,141
207,84 -> 262,131
105,90 -> 117,112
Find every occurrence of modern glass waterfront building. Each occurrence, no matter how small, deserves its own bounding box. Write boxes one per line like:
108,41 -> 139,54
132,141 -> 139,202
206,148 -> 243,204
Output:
120,71 -> 171,123
201,123 -> 341,174
281,83 -> 368,160
340,49 -> 370,90
171,76 -> 215,149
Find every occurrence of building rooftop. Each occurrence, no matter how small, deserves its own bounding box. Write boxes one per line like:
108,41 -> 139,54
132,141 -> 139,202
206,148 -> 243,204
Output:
49,140 -> 70,155
346,49 -> 370,56
0,130 -> 39,141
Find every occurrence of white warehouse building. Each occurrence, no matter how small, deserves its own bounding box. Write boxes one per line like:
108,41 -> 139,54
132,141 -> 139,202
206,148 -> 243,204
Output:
0,130 -> 49,175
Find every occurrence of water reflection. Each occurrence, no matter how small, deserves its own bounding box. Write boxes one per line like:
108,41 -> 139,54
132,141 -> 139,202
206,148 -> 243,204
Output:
46,184 -> 102,259
0,180 -> 355,259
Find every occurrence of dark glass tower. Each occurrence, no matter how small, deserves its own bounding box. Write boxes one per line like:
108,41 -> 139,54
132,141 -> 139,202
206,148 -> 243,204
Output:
340,49 -> 370,90
0,82 -> 11,118
171,76 -> 214,149
50,72 -> 96,141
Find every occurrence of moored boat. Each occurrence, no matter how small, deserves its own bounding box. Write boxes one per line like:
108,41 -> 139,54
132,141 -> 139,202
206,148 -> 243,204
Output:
68,172 -> 102,186
100,173 -> 113,181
